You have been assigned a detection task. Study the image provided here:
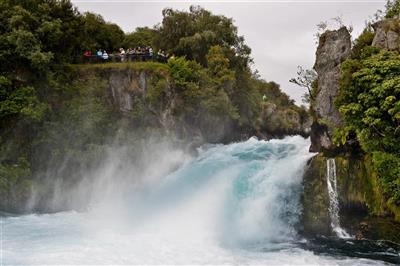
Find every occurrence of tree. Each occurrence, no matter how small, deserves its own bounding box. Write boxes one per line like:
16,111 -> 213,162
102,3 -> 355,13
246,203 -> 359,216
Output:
155,5 -> 251,68
122,27 -> 158,48
385,0 -> 400,18
0,0 -> 85,126
338,51 -> 400,155
81,12 -> 124,52
289,66 -> 317,103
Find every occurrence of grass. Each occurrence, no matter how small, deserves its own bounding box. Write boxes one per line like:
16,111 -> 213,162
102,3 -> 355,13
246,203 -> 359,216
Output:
71,61 -> 170,75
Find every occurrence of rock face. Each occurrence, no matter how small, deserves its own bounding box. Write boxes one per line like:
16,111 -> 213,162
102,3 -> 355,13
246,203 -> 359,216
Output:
301,155 -> 331,237
105,68 -> 238,144
104,67 -> 312,144
109,70 -> 147,112
372,18 -> 400,51
310,27 -> 351,153
301,154 -> 400,242
258,103 -> 311,138
107,68 -> 182,135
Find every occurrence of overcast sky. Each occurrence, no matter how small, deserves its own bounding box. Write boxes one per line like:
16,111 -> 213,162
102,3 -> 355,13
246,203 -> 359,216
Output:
71,0 -> 386,104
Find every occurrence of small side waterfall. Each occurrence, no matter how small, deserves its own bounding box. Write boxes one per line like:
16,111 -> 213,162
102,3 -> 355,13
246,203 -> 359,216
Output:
326,158 -> 351,238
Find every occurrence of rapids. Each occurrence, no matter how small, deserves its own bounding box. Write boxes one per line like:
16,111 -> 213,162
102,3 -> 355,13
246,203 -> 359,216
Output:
1,136 -> 392,265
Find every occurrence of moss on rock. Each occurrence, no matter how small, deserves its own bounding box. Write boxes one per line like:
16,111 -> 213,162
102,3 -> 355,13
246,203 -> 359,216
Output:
301,153 -> 400,242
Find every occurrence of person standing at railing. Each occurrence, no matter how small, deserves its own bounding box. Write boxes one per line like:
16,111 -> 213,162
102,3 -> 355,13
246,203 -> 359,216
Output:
102,50 -> 109,61
148,47 -> 153,60
119,48 -> 126,62
83,51 -> 92,57
96,50 -> 103,63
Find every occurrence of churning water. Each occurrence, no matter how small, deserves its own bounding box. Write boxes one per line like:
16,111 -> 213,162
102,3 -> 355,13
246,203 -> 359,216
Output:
1,136 -> 391,265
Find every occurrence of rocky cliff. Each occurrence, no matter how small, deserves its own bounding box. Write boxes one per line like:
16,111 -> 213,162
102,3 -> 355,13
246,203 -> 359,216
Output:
102,66 -> 235,143
302,21 -> 400,240
301,155 -> 400,242
79,64 -> 311,144
310,27 -> 351,153
372,17 -> 400,51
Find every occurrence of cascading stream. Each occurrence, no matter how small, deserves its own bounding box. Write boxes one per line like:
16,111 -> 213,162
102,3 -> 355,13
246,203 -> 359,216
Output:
326,158 -> 351,238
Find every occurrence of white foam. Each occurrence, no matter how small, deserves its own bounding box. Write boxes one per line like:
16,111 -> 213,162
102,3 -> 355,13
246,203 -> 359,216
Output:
3,136 -> 382,265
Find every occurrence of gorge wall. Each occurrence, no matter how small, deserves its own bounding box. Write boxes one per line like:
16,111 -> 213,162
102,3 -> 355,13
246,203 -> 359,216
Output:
79,64 -> 311,145
302,22 -> 400,241
309,27 -> 351,153
0,62 -> 312,213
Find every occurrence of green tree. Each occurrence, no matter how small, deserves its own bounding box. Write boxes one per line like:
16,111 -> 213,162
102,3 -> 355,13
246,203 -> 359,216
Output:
155,5 -> 251,68
123,27 -> 158,48
337,50 -> 400,206
289,66 -> 317,103
385,0 -> 400,18
81,12 -> 124,52
338,51 -> 400,154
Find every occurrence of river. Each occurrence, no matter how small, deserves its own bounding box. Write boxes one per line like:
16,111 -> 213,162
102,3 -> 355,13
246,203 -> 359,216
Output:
2,136 -> 396,265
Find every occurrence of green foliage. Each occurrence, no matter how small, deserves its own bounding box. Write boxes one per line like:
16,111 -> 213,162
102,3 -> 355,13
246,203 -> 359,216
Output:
206,45 -> 235,87
289,66 -> 317,103
81,12 -> 124,52
0,84 -> 48,121
338,42 -> 400,208
166,56 -> 239,121
146,78 -> 169,108
255,80 -> 294,106
0,157 -> 32,210
372,152 -> 400,205
32,74 -> 118,174
73,61 -> 169,73
123,27 -> 158,48
155,5 -> 251,68
351,30 -> 376,60
167,56 -> 195,87
338,51 -> 400,154
385,0 -> 400,18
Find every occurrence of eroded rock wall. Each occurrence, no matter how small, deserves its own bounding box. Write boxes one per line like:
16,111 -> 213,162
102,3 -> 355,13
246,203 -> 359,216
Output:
310,27 -> 351,153
301,154 -> 400,242
372,18 -> 400,51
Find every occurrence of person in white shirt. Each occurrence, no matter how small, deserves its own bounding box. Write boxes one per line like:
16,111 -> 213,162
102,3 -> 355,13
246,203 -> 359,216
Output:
119,48 -> 126,62
102,50 -> 109,60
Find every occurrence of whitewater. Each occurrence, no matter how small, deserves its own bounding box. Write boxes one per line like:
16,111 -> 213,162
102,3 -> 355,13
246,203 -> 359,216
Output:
2,136 -> 385,265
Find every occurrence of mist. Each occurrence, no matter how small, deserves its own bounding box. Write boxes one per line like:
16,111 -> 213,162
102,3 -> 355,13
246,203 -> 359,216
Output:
26,132 -> 194,213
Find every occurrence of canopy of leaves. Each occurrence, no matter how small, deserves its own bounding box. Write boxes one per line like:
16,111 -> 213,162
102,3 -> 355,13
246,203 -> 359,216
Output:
337,48 -> 400,205
338,51 -> 400,154
122,27 -> 158,48
81,12 -> 124,52
155,5 -> 251,69
385,0 -> 400,18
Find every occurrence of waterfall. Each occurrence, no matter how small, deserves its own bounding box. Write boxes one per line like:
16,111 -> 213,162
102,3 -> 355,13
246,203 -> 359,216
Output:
2,136 -> 317,265
326,158 -> 351,238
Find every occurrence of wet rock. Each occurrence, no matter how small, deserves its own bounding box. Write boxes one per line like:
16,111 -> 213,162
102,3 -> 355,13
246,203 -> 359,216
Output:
300,155 -> 331,237
301,153 -> 400,240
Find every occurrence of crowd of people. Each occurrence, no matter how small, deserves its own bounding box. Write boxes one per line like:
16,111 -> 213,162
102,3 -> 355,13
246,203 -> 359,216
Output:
82,47 -> 169,63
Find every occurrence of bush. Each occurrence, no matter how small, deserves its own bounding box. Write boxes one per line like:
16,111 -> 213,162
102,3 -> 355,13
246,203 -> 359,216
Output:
373,152 -> 400,205
337,51 -> 400,154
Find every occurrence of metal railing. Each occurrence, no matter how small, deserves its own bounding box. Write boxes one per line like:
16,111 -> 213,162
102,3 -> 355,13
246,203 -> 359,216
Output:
80,53 -> 168,64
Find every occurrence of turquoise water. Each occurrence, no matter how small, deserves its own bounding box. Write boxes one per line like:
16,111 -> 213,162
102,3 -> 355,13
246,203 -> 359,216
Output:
1,136 -> 389,265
